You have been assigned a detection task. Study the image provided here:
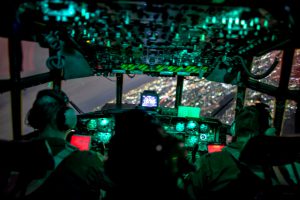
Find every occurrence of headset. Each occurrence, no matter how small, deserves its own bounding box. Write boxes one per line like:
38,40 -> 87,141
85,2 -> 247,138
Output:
27,89 -> 77,132
229,103 -> 275,138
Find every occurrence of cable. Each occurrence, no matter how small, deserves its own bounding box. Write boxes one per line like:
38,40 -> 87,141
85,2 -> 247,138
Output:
127,74 -> 136,79
234,55 -> 279,80
69,100 -> 84,114
104,77 -> 115,82
46,55 -> 66,70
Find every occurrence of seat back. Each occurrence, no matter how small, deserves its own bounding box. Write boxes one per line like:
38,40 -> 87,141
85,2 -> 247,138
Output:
239,136 -> 300,200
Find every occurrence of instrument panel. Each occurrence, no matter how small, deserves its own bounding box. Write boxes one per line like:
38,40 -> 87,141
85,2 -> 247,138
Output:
6,0 -> 299,84
75,113 -> 115,152
157,115 -> 224,152
74,110 -> 225,153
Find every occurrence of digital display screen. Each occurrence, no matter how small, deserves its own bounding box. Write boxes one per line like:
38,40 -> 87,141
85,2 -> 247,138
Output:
70,135 -> 91,151
207,144 -> 225,153
141,95 -> 158,107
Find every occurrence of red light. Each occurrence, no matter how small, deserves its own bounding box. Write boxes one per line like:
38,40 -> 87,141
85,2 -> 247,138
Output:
207,144 -> 225,153
70,135 -> 91,151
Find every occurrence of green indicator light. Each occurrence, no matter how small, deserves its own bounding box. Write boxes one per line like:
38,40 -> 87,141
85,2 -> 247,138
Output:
271,35 -> 276,41
250,20 -> 254,27
205,17 -> 210,23
56,16 -> 61,21
170,23 -> 175,32
235,18 -> 239,25
212,16 -> 217,23
125,12 -> 130,25
200,34 -> 205,41
99,118 -> 109,126
75,16 -> 80,21
107,40 -> 111,47
81,8 -> 86,16
222,17 -> 226,24
85,13 -> 90,20
254,17 -> 259,24
71,29 -> 75,37
241,20 -> 245,25
264,20 -> 268,28
256,25 -> 261,30
184,62 -> 189,66
228,18 -> 233,24
228,23 -> 232,29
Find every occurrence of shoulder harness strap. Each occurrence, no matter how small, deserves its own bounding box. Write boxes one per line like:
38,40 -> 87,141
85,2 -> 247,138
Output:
25,140 -> 78,196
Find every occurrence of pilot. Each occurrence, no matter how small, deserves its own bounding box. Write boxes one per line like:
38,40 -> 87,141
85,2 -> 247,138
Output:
104,109 -> 192,200
5,89 -> 112,200
185,103 -> 275,200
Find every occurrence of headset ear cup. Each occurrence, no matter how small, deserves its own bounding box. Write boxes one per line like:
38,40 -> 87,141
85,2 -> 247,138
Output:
56,107 -> 77,131
64,108 -> 77,130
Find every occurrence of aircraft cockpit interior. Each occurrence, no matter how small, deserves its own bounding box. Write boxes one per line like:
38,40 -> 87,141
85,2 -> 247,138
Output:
1,1 -> 300,199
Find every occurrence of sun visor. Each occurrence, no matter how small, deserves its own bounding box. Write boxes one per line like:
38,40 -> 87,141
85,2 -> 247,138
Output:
206,63 -> 241,85
59,47 -> 93,80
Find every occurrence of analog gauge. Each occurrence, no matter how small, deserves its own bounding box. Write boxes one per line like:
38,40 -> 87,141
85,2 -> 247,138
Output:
87,119 -> 97,130
175,122 -> 185,132
99,118 -> 110,126
199,133 -> 208,141
199,123 -> 209,132
186,120 -> 199,135
94,132 -> 112,144
185,135 -> 199,147
186,120 -> 198,130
